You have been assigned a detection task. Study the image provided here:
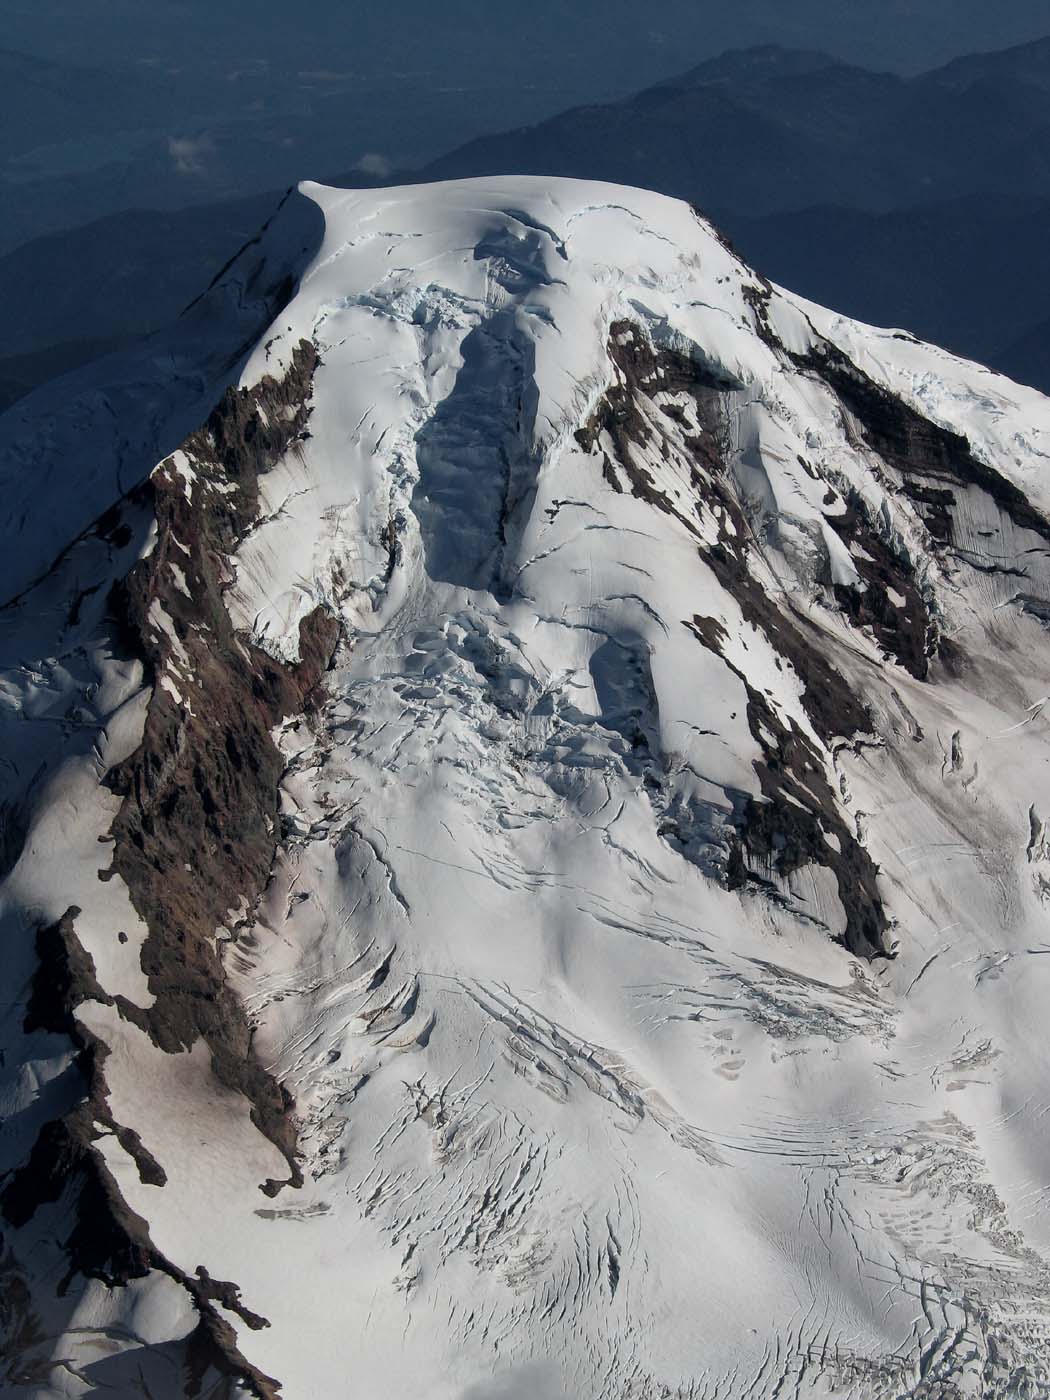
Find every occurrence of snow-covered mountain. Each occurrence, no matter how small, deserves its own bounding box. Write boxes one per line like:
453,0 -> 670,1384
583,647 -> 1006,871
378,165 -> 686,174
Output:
4,175 -> 1050,1399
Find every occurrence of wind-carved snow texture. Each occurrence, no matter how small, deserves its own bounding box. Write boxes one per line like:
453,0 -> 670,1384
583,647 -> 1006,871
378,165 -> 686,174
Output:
5,177 -> 1050,1398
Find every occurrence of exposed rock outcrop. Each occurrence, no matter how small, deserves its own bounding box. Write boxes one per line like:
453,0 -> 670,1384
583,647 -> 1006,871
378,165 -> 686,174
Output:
102,339 -> 338,1194
2,341 -> 338,1398
578,321 -> 891,957
3,908 -> 282,1398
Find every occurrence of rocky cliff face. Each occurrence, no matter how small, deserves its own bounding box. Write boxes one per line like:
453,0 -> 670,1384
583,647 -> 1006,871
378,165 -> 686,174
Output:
3,177 -> 1050,1398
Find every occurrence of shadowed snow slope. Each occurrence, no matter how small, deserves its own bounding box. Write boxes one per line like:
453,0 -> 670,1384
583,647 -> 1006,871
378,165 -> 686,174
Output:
4,176 -> 1050,1398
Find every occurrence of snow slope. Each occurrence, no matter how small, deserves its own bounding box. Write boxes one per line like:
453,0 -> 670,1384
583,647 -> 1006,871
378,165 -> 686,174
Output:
4,176 -> 1050,1399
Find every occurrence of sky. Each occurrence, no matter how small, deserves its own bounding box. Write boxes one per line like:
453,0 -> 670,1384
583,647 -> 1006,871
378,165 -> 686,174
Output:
3,3 -> 1049,253
2,2 -> 1049,415
8,0 -> 1050,83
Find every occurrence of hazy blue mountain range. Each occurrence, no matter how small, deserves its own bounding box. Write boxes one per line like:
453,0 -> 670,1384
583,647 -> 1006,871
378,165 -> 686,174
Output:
6,0 -> 1050,250
3,36 -> 1050,413
422,38 -> 1050,214
712,196 -> 1050,384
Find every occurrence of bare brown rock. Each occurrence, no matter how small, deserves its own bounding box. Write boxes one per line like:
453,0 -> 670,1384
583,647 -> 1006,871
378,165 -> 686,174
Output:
577,321 -> 891,958
3,342 -> 337,1398
103,339 -> 338,1192
3,907 -> 281,1397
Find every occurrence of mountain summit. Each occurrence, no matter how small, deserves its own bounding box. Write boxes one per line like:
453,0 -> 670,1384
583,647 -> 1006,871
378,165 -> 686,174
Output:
3,176 -> 1050,1397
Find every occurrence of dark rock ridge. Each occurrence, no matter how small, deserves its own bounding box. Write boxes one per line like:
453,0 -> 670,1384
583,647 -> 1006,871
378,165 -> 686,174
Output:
744,291 -> 964,673
791,337 -> 1050,553
577,321 -> 891,959
741,280 -> 1050,611
2,340 -> 337,1398
741,279 -> 1050,573
712,655 -> 889,960
2,909 -> 282,1399
580,303 -> 1050,957
0,799 -> 28,882
103,338 -> 338,1193
823,485 -> 940,681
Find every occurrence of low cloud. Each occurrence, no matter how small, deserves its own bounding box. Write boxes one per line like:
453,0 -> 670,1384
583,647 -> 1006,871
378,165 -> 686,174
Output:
168,134 -> 215,176
353,151 -> 393,179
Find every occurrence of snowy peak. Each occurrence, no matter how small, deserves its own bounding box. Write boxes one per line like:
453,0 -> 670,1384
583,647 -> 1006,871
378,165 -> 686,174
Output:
4,177 -> 1050,1397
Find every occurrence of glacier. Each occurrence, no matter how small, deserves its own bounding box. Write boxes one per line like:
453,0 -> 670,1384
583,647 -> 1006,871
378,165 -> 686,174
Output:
3,176 -> 1050,1398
